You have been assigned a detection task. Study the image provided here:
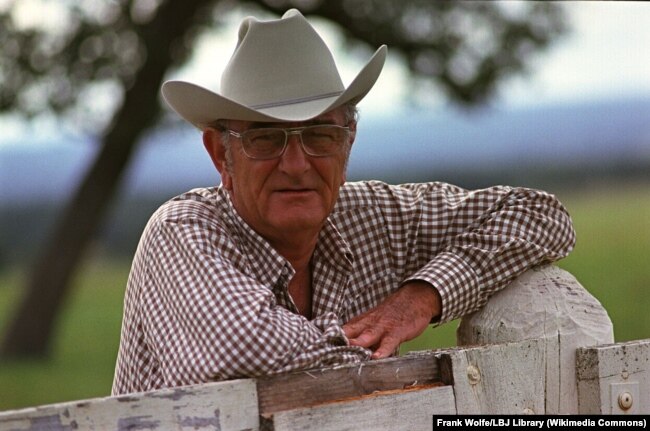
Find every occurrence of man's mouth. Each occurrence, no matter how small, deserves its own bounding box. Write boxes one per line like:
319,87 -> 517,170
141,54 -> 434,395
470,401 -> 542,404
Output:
275,188 -> 315,196
278,188 -> 312,193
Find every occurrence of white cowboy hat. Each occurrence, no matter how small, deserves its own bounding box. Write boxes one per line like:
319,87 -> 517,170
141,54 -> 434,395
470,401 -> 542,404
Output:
162,9 -> 387,129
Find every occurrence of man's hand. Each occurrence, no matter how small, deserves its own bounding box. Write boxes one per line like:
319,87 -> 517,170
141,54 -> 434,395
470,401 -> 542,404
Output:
342,281 -> 442,359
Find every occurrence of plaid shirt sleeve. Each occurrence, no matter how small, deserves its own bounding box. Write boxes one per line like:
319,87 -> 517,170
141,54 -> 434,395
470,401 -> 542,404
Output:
357,181 -> 576,323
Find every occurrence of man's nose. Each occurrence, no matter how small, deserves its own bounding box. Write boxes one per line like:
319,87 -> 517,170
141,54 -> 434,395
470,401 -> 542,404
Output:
278,134 -> 310,175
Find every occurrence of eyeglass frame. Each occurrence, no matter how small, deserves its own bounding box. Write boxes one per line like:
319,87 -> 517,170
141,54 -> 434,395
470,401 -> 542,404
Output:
216,123 -> 352,160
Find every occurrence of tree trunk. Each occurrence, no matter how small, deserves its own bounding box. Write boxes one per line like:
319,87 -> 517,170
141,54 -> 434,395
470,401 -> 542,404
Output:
0,0 -> 214,358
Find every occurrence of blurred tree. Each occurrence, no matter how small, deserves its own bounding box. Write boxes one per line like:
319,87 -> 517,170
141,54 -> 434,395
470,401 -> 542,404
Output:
0,0 -> 567,358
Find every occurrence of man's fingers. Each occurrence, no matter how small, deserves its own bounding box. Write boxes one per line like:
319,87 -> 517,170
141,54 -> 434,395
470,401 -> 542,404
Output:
342,320 -> 365,339
347,326 -> 384,349
342,321 -> 360,339
371,334 -> 401,359
342,311 -> 376,339
343,282 -> 439,358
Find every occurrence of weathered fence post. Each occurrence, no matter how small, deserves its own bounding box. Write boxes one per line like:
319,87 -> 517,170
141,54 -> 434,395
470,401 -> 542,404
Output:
576,339 -> 650,414
456,264 -> 614,414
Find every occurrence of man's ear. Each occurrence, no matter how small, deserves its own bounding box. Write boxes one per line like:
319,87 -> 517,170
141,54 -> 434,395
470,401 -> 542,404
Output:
348,120 -> 357,147
203,128 -> 232,190
340,120 -> 357,186
346,119 -> 357,167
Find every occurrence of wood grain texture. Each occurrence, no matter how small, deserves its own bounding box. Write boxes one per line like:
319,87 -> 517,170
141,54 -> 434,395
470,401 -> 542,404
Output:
270,385 -> 455,431
0,379 -> 259,431
457,264 -> 613,413
439,339 -> 545,414
257,350 -> 441,414
576,338 -> 650,414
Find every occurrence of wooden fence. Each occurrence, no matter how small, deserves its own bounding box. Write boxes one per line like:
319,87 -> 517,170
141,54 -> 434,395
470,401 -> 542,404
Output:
1,265 -> 648,430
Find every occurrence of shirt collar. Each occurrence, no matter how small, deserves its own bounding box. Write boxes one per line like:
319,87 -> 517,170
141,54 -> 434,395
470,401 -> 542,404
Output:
220,188 -> 294,288
314,219 -> 355,272
218,187 -> 354,283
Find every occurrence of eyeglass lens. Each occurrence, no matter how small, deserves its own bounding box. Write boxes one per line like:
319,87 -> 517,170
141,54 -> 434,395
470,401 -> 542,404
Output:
242,126 -> 348,159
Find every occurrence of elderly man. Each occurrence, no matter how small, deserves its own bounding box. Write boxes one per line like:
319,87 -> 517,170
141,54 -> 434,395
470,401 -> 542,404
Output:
112,9 -> 575,395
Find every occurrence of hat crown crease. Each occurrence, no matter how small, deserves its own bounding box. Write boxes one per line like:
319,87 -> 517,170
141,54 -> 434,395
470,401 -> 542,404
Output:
161,9 -> 386,126
220,11 -> 345,109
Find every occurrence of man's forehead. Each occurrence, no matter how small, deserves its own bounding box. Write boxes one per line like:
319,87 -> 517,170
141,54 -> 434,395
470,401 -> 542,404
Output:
227,108 -> 346,129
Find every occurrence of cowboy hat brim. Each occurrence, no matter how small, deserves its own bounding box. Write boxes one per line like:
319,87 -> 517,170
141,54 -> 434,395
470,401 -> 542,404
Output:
162,45 -> 387,129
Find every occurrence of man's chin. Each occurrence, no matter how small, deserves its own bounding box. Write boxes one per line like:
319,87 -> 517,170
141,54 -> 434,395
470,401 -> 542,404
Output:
268,210 -> 327,233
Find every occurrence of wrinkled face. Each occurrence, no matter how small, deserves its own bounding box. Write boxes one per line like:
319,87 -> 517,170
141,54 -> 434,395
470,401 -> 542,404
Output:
203,108 -> 355,244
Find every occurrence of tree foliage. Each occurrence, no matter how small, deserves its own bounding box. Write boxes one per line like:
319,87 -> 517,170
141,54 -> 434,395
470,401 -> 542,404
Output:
0,0 -> 567,357
0,0 -> 566,120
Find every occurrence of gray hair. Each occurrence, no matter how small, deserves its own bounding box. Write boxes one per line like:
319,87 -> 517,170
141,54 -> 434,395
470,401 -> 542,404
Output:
212,104 -> 358,177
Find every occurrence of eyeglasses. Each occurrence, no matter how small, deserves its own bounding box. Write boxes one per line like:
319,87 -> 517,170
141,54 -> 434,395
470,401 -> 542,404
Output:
223,124 -> 350,160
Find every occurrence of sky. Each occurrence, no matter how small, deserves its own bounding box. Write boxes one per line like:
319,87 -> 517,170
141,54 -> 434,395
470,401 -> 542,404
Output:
503,1 -> 650,108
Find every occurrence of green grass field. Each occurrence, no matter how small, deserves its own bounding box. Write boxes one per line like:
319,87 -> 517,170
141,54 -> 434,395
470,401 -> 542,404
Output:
0,260 -> 128,410
1,183 -> 649,411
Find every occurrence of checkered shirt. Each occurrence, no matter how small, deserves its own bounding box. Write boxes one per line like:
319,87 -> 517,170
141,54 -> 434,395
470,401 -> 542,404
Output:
112,180 -> 575,395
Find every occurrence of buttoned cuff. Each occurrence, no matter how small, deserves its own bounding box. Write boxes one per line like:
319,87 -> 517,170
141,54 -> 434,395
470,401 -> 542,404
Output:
404,251 -> 479,324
